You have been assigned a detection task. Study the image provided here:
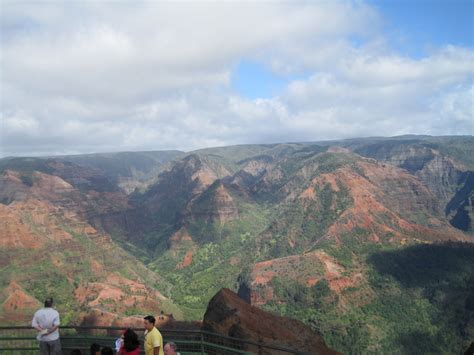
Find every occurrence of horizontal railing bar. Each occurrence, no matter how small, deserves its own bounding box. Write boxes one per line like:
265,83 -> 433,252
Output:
0,326 -> 301,353
201,341 -> 253,354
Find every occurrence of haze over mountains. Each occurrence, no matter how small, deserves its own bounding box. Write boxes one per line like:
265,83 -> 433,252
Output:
1,135 -> 473,353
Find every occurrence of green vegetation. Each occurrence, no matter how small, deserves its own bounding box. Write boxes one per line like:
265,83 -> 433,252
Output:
261,242 -> 474,354
259,181 -> 352,259
270,277 -> 330,308
149,203 -> 268,319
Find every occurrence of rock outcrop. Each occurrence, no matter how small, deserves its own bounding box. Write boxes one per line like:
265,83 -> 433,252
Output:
203,288 -> 340,355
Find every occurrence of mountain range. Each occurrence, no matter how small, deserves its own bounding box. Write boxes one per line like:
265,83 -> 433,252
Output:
1,135 -> 473,353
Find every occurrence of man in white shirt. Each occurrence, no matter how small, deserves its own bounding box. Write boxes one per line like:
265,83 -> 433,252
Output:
32,297 -> 61,355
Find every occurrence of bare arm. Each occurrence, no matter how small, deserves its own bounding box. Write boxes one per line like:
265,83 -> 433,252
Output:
153,347 -> 160,355
45,324 -> 59,335
32,316 -> 42,332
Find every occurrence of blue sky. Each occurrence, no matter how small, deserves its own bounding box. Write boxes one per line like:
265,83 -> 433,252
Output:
231,60 -> 304,100
374,0 -> 473,53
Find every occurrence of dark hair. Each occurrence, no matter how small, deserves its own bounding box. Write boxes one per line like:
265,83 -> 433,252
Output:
90,343 -> 101,354
100,347 -> 114,355
144,315 -> 156,324
44,297 -> 53,308
123,328 -> 140,352
70,350 -> 83,355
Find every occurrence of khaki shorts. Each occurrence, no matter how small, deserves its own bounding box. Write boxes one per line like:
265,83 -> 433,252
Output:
39,338 -> 61,355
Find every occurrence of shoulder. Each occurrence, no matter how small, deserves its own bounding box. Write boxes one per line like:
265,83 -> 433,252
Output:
34,308 -> 44,316
150,328 -> 162,338
48,308 -> 59,316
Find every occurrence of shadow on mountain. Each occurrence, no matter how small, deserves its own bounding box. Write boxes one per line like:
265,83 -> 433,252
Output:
446,171 -> 474,231
368,242 -> 474,353
396,331 -> 451,355
369,242 -> 474,289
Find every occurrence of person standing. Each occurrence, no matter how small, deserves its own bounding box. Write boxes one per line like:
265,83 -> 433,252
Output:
143,315 -> 164,355
32,297 -> 61,355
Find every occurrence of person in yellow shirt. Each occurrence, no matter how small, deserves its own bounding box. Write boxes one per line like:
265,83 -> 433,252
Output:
143,315 -> 164,355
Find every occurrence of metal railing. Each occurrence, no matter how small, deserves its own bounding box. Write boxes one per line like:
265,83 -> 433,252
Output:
0,326 -> 305,354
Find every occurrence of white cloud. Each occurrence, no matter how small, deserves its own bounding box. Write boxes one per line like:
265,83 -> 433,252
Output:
3,111 -> 39,132
0,1 -> 472,157
430,85 -> 474,134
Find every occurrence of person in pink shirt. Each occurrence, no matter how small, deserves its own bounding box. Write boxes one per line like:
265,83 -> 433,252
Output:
118,328 -> 140,355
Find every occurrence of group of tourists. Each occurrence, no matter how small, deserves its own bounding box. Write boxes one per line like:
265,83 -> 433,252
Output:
32,297 -> 179,355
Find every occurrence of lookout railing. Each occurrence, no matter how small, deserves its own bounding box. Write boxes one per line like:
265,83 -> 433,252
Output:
0,326 -> 306,354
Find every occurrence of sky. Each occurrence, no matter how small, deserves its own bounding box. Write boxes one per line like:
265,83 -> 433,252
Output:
0,0 -> 473,157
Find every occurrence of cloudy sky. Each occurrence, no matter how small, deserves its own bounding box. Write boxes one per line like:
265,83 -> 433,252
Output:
1,0 -> 473,157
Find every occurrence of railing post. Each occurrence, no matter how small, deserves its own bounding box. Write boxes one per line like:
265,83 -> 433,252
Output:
200,331 -> 204,355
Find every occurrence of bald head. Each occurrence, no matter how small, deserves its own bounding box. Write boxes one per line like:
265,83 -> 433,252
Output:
164,342 -> 177,355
